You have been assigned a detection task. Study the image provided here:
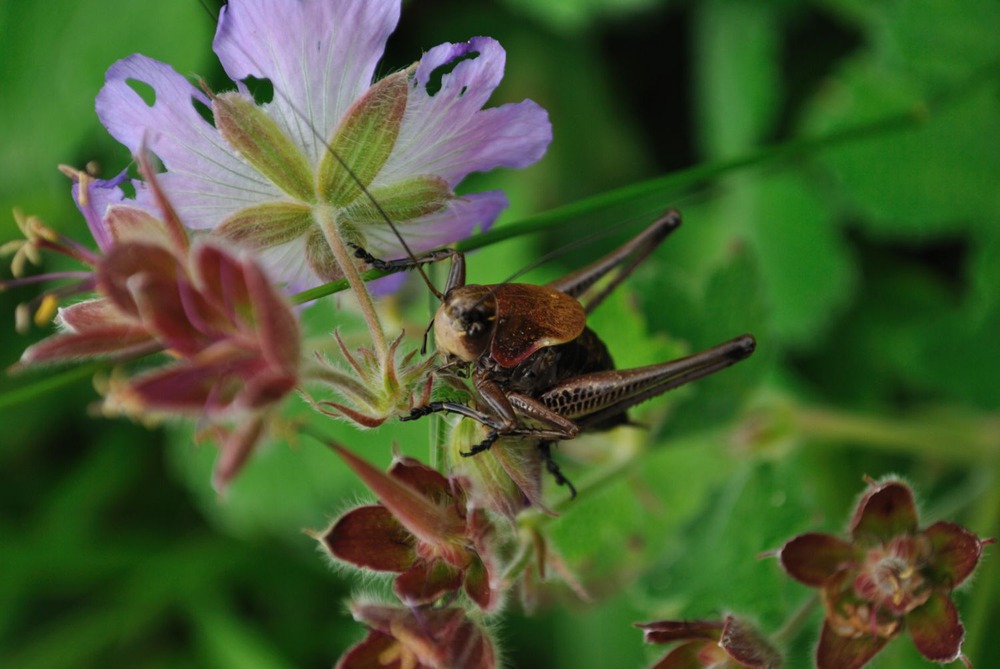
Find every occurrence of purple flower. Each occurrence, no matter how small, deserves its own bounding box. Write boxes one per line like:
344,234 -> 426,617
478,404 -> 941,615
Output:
95,0 -> 552,293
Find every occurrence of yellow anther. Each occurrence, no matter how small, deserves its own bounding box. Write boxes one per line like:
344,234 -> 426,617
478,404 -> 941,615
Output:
15,303 -> 31,334
28,216 -> 59,243
78,172 -> 93,206
58,164 -> 100,207
57,164 -> 81,180
378,641 -> 417,669
34,294 -> 59,327
12,208 -> 29,234
9,247 -> 27,278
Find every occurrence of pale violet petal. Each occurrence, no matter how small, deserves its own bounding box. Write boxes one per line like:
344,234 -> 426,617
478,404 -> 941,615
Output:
213,0 -> 400,166
362,191 -> 507,295
249,233 -> 318,295
375,37 -> 552,187
71,170 -> 131,250
96,54 -> 284,229
362,190 -> 508,257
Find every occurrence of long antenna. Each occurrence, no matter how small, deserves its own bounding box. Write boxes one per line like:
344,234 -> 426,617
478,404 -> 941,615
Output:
194,0 -> 444,300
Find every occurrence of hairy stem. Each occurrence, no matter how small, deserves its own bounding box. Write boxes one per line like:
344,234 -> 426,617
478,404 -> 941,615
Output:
773,594 -> 819,644
792,405 -> 1000,463
314,204 -> 388,363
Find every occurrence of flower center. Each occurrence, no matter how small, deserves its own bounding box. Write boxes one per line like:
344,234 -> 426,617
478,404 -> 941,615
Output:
853,536 -> 932,616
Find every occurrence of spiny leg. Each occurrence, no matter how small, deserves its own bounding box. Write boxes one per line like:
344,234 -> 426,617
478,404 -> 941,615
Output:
538,442 -> 576,498
547,210 -> 681,313
460,430 -> 500,457
402,401 -> 500,427
349,243 -> 454,272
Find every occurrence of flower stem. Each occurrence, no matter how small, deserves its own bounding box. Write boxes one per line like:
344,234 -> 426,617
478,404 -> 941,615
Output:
957,461 -> 1000,662
791,405 -> 1000,463
772,594 -> 819,644
315,204 -> 388,363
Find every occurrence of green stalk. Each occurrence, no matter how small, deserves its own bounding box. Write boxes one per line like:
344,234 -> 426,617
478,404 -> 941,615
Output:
791,406 -> 1000,463
289,95 -> 941,306
314,204 -> 388,363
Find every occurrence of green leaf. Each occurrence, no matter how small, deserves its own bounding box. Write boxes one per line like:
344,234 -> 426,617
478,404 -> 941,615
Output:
0,0 -> 212,220
745,173 -> 856,347
874,0 -> 1000,87
639,457 -> 820,629
804,59 -> 1000,231
499,0 -> 665,33
190,601 -> 297,669
652,246 -> 769,437
165,395 -> 431,540
549,429 -> 738,585
693,0 -> 782,158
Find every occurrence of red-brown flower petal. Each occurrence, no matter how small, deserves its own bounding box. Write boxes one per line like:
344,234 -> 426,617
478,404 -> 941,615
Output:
238,248 -> 301,370
348,603 -> 495,669
389,456 -> 455,506
816,622 -> 888,669
193,243 -> 251,318
237,367 -> 298,411
779,533 -> 855,586
16,326 -> 156,367
394,559 -> 463,606
906,591 -> 964,663
128,272 -> 205,354
851,481 -> 918,543
126,359 -> 243,413
212,416 -> 265,493
97,241 -> 181,318
463,554 -> 494,611
331,444 -> 466,548
105,204 -> 175,246
444,612 -> 496,669
324,505 -> 416,572
57,298 -> 132,331
719,615 -> 782,668
923,521 -> 984,588
650,641 -> 714,669
636,619 -> 724,645
336,630 -> 406,669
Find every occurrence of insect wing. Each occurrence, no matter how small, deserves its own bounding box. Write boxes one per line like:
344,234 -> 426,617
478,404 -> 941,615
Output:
489,284 -> 586,367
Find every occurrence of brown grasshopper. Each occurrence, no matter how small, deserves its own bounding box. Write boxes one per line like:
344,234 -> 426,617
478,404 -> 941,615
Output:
355,210 -> 756,495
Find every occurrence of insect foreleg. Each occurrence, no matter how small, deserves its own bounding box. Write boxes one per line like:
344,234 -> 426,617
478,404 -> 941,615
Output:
466,378 -> 582,451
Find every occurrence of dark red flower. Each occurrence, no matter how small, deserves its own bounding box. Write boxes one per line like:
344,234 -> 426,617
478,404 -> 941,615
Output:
779,479 -> 991,669
636,615 -> 782,669
12,161 -> 301,491
337,603 -> 495,669
322,445 -> 501,610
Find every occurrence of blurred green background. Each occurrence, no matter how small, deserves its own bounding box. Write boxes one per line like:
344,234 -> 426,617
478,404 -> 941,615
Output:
2,0 -> 998,667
